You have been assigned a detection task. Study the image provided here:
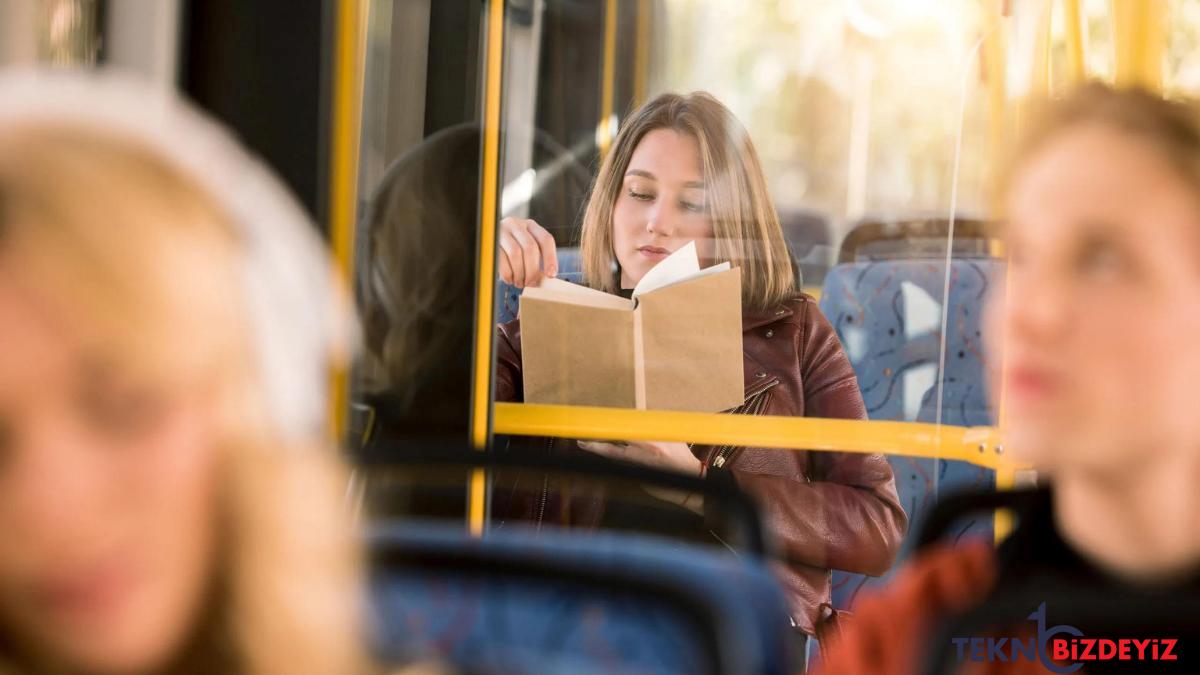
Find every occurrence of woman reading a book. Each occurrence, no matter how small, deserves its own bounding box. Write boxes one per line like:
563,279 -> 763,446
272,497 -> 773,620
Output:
494,91 -> 907,645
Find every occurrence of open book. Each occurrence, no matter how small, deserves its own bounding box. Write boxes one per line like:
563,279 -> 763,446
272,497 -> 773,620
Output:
518,242 -> 744,412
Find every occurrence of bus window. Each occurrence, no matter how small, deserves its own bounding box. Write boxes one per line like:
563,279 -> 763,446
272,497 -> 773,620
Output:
349,1 -> 489,455
1166,0 -> 1200,96
488,0 -> 1004,623
491,0 -> 999,425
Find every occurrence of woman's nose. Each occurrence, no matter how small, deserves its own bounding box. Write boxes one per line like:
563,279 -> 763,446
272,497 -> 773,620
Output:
645,203 -> 675,237
1007,272 -> 1069,345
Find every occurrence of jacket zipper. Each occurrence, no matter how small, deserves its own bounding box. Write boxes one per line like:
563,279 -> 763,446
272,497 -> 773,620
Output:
535,438 -> 553,529
708,379 -> 780,469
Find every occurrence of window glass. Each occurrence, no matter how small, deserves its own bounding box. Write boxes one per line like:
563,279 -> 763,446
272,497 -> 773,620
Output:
487,0 -> 1005,599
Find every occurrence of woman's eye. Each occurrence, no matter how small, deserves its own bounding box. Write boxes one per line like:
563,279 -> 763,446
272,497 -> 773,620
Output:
77,382 -> 165,440
679,200 -> 705,214
1076,240 -> 1125,277
628,189 -> 655,202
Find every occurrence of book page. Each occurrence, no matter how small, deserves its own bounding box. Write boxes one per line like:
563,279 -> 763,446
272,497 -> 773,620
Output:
632,241 -> 733,299
636,267 -> 744,412
520,297 -> 639,408
631,241 -> 700,298
679,261 -> 731,283
522,277 -> 632,311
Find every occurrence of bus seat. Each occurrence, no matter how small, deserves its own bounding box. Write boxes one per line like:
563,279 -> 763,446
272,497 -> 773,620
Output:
496,246 -> 583,324
369,522 -> 796,675
818,258 -> 1002,611
778,208 -> 834,288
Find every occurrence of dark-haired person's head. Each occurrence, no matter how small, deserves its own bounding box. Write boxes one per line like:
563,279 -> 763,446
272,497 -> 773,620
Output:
358,126 -> 481,436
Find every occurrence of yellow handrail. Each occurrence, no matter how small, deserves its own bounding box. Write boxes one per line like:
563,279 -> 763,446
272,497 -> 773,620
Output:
494,402 -> 1017,471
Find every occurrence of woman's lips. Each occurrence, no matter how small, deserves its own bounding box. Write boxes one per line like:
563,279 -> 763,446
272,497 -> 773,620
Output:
34,562 -> 135,622
638,245 -> 670,261
1006,363 -> 1062,401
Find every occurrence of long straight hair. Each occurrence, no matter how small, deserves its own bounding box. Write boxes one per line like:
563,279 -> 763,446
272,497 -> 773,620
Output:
580,92 -> 796,311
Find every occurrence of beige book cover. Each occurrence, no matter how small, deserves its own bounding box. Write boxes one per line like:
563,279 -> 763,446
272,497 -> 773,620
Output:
518,242 -> 744,412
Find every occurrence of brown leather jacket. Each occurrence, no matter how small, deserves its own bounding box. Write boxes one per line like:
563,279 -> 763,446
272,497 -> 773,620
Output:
494,292 -> 908,634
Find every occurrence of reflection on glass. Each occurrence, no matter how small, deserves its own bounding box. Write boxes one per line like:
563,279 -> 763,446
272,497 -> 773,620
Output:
356,125 -> 479,452
37,0 -> 101,65
350,0 -> 488,452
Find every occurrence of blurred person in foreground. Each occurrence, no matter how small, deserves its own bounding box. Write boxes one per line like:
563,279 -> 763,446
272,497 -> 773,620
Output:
0,71 -> 366,674
816,84 -> 1200,674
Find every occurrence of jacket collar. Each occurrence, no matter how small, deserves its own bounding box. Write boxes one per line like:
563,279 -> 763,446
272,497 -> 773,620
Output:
742,302 -> 795,332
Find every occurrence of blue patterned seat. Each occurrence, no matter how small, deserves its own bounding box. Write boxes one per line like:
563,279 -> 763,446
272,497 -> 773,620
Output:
818,258 -> 1002,610
369,522 -> 796,674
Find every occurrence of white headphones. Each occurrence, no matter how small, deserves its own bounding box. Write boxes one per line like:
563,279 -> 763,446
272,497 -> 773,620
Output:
0,68 -> 351,443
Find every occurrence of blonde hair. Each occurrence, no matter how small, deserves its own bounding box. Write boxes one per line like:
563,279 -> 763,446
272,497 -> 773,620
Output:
580,92 -> 796,310
0,124 -> 367,674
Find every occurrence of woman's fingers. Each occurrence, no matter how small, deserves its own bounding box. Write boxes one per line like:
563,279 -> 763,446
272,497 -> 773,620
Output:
498,228 -> 524,287
512,225 -> 543,287
499,217 -> 556,288
528,220 -> 558,279
577,440 -> 632,462
498,233 -> 516,285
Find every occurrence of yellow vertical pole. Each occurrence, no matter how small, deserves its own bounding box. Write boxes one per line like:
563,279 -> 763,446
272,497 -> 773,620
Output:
994,465 -> 1016,543
468,0 -> 506,536
632,0 -> 651,107
1113,0 -> 1166,91
986,0 -> 1015,544
598,0 -> 619,159
1031,1 -> 1053,96
329,0 -> 365,441
985,0 -> 1008,205
1063,0 -> 1086,84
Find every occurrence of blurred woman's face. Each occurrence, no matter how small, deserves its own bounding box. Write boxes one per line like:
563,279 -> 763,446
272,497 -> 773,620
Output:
987,124 -> 1200,475
0,266 -> 220,674
612,129 -> 715,288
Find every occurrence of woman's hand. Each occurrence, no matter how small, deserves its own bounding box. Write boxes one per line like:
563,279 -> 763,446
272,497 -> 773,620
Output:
577,439 -> 703,476
499,217 -> 558,288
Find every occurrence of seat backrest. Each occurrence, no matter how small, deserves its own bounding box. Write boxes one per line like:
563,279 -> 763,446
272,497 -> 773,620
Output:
496,246 -> 583,324
818,258 -> 1002,610
369,523 -> 797,675
837,217 -> 993,263
778,208 -> 834,288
